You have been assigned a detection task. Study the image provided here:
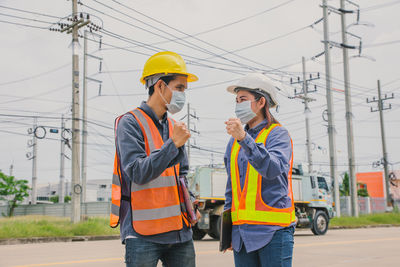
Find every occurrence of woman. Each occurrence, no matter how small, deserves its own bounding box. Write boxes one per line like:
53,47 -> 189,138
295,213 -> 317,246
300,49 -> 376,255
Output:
224,73 -> 295,267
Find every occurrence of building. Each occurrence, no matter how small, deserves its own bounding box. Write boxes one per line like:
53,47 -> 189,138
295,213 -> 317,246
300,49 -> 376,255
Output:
29,179 -> 111,203
356,170 -> 400,205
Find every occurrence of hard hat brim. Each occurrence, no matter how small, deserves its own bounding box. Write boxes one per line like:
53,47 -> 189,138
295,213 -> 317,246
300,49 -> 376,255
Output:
140,72 -> 198,84
226,85 -> 278,108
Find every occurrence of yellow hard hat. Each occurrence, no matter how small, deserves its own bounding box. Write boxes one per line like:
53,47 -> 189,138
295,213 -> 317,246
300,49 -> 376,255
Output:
140,51 -> 198,84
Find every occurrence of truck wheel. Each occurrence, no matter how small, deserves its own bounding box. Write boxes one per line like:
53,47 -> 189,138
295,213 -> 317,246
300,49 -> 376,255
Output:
208,215 -> 221,240
311,210 -> 329,235
192,224 -> 207,240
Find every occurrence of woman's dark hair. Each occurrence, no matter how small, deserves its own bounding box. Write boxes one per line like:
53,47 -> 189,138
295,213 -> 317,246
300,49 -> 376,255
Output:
148,75 -> 176,96
249,91 -> 279,128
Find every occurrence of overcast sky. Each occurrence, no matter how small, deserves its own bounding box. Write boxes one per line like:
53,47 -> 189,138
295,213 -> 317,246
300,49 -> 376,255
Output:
0,0 -> 399,187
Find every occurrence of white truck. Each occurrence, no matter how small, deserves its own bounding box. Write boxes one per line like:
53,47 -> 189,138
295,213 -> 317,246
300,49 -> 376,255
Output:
188,165 -> 335,240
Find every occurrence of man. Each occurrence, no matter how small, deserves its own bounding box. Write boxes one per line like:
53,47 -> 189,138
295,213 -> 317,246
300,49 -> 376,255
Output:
110,51 -> 199,267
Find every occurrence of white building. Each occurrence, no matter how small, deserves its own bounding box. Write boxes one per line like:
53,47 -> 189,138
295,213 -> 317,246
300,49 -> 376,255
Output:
29,179 -> 111,203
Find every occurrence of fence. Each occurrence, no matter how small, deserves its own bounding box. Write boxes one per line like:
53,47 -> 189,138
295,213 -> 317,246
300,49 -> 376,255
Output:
1,198 -> 397,218
340,196 -> 387,216
0,202 -> 111,218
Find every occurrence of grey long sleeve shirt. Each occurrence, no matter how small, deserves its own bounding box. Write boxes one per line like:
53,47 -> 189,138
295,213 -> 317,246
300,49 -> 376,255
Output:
117,101 -> 192,244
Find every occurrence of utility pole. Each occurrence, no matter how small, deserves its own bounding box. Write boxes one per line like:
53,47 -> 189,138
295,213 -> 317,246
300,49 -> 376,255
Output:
302,57 -> 313,174
9,163 -> 13,177
322,0 -> 340,217
70,0 -> 81,223
81,30 -> 88,204
367,80 -> 394,209
290,58 -> 319,174
184,103 -> 200,168
59,115 -> 66,204
32,117 -> 38,204
340,0 -> 358,217
81,31 -> 102,203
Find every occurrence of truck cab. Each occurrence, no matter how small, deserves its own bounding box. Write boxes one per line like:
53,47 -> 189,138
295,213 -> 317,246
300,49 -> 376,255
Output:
292,165 -> 334,235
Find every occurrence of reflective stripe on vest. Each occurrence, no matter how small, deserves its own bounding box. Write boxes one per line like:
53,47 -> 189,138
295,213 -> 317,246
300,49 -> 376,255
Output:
128,108 -> 187,235
230,123 -> 296,227
110,115 -> 123,228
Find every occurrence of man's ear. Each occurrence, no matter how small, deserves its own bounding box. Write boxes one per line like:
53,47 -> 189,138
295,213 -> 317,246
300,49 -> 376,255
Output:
154,79 -> 164,94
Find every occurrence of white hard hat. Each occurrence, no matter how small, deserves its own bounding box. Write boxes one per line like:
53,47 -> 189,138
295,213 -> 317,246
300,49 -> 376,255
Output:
227,73 -> 279,108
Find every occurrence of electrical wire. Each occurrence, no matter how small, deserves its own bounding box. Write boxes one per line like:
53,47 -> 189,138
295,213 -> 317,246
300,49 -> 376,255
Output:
0,19 -> 49,29
108,0 -> 303,74
86,1 -> 301,76
0,12 -> 54,24
0,63 -> 70,86
0,5 -> 61,19
364,40 -> 400,48
361,0 -> 400,12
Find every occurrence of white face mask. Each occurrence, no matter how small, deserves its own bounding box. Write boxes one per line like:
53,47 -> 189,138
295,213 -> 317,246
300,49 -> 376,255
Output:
235,100 -> 256,124
159,82 -> 186,114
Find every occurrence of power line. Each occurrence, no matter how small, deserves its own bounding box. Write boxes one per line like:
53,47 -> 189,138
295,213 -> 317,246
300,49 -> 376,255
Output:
86,1 -> 297,76
0,19 -> 49,29
0,5 -> 61,19
0,63 -> 70,86
364,39 -> 400,48
107,0 -> 307,76
0,12 -> 54,24
188,0 -> 296,36
362,0 -> 400,12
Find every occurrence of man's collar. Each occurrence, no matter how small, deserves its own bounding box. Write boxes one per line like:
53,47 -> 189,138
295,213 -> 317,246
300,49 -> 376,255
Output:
139,101 -> 168,125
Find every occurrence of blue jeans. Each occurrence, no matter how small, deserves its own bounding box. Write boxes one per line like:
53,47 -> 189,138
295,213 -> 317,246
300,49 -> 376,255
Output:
125,238 -> 195,267
233,226 -> 294,267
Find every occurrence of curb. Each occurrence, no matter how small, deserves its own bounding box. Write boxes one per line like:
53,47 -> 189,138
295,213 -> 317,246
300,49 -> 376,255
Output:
329,224 -> 400,230
1,225 -> 400,245
0,235 -> 120,245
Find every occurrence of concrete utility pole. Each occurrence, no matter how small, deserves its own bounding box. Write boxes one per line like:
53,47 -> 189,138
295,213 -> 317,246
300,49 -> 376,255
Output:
31,117 -> 38,204
71,0 -> 82,223
290,59 -> 319,174
340,0 -> 358,217
322,0 -> 340,217
59,115 -> 66,204
81,30 -> 88,204
81,30 -> 103,203
367,80 -> 394,208
9,163 -> 13,177
302,57 -> 313,174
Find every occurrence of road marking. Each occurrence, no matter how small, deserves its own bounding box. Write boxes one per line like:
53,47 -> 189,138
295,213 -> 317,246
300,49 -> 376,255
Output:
295,237 -> 400,247
12,258 -> 123,267
12,237 -> 400,266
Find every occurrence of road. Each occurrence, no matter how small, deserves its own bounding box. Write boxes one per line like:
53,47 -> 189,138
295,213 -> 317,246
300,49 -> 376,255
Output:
1,227 -> 399,267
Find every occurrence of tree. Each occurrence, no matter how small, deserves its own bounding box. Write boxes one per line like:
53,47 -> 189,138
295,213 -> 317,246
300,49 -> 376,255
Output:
64,195 -> 71,203
340,172 -> 350,196
50,195 -> 59,203
0,171 -> 30,217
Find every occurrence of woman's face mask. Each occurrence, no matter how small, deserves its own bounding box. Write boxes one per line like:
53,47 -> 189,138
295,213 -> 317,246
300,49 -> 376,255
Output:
235,100 -> 256,124
159,82 -> 186,114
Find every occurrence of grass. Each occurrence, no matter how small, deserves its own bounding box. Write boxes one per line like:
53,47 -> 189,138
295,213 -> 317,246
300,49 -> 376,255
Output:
0,216 -> 119,239
330,212 -> 400,228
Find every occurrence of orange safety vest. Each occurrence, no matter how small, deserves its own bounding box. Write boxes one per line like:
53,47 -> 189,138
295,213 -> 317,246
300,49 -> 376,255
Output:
110,108 -> 189,235
230,123 -> 296,227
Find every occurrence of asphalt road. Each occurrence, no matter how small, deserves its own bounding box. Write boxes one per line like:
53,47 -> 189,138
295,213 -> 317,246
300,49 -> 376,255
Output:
1,227 -> 399,267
